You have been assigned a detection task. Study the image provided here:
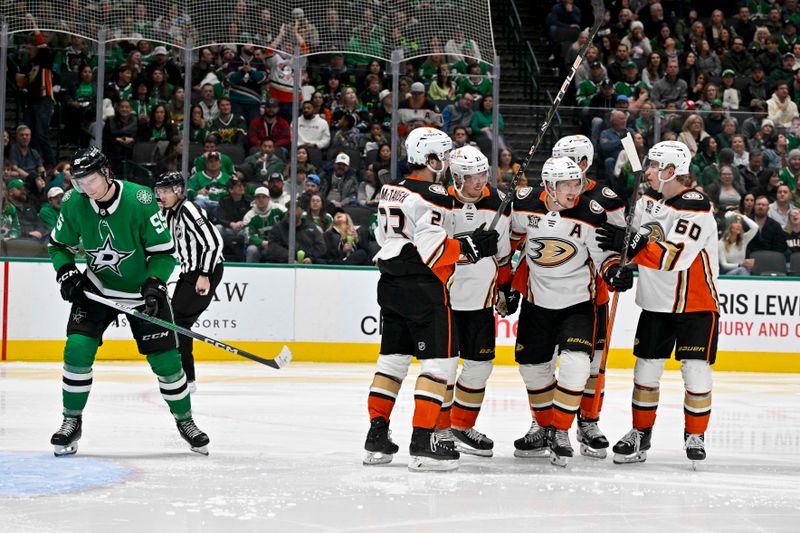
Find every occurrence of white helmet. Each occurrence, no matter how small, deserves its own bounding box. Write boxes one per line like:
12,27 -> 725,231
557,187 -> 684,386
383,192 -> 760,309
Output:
647,140 -> 691,191
552,134 -> 594,168
542,156 -> 584,202
405,127 -> 452,169
450,145 -> 489,195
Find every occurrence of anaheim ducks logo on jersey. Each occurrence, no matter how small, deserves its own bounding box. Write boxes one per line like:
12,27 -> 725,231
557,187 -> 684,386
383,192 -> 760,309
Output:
85,235 -> 135,275
527,237 -> 578,267
640,222 -> 666,243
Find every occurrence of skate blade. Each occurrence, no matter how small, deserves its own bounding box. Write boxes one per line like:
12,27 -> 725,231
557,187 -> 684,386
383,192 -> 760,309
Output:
454,442 -> 493,457
513,448 -> 550,459
408,456 -> 459,472
190,445 -> 209,456
613,451 -> 647,464
363,451 -> 394,465
579,443 -> 608,459
549,453 -> 570,467
53,443 -> 79,457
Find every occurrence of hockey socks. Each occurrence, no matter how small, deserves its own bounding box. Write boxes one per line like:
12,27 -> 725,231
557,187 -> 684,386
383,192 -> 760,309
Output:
413,374 -> 446,429
435,382 -> 454,430
682,359 -> 713,435
367,354 -> 411,423
451,359 -> 493,429
632,383 -> 659,430
580,350 -> 605,420
146,350 -> 192,420
552,385 -> 584,430
61,334 -> 100,417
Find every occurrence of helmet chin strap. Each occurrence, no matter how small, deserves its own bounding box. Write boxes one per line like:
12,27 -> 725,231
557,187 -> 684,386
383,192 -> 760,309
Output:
656,168 -> 677,193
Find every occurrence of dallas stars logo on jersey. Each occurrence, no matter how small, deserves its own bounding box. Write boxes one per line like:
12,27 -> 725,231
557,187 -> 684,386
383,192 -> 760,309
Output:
85,235 -> 135,275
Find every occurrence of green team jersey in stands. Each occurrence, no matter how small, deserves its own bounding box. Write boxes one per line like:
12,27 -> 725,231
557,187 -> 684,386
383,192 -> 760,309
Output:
208,114 -> 247,144
186,170 -> 232,201
48,181 -> 176,299
192,153 -> 236,175
39,203 -> 59,229
779,166 -> 798,192
243,203 -> 287,246
577,79 -> 602,106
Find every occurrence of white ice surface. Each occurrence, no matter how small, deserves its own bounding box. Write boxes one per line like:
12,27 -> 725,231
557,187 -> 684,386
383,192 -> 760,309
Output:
1,362 -> 799,532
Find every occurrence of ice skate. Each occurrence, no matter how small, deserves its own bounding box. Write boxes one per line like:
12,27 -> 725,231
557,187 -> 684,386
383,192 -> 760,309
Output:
177,418 -> 210,455
577,416 -> 609,459
363,417 -> 399,465
408,427 -> 459,472
549,428 -> 573,467
684,432 -> 706,470
513,419 -> 550,458
51,416 -> 82,457
452,427 -> 494,457
612,427 -> 652,464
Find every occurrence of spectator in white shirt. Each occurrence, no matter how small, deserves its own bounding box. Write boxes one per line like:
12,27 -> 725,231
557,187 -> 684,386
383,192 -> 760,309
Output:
768,184 -> 796,227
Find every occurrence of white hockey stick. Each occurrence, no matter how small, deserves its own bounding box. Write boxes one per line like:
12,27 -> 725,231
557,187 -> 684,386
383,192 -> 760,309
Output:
83,291 -> 292,369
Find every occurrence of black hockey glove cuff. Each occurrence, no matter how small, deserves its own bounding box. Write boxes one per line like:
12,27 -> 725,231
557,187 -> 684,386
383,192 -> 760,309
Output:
459,223 -> 499,264
603,263 -> 634,292
141,277 -> 168,316
495,283 -> 520,317
56,264 -> 86,303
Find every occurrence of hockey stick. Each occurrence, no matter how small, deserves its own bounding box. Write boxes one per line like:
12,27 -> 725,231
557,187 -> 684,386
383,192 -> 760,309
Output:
489,0 -> 606,231
591,132 -> 644,414
83,291 -> 293,369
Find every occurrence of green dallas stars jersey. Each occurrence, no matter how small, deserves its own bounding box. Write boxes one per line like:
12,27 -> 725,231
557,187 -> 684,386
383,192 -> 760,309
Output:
48,181 -> 177,299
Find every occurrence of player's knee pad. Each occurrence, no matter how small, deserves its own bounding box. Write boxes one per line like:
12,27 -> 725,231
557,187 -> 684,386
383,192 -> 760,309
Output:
458,359 -> 493,389
375,354 -> 412,381
420,357 -> 459,382
633,358 -> 666,388
590,350 -> 603,374
518,361 -> 555,390
63,334 -> 100,369
681,359 -> 712,393
146,349 -> 183,379
557,350 -> 591,391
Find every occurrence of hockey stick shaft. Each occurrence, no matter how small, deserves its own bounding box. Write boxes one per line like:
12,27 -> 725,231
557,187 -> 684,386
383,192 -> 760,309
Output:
83,291 -> 292,369
489,0 -> 606,231
591,133 -> 646,414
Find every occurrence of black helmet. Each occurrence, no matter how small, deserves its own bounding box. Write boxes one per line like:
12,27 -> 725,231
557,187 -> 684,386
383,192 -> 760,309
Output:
155,171 -> 185,189
71,146 -> 109,180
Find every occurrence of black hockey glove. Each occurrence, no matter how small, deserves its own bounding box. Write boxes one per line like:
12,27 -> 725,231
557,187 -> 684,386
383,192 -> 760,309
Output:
459,223 -> 499,264
495,283 -> 520,317
141,277 -> 168,316
596,222 -> 647,259
603,263 -> 635,292
56,264 -> 86,303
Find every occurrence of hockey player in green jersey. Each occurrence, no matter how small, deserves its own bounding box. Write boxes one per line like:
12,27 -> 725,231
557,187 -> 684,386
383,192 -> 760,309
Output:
48,147 -> 210,456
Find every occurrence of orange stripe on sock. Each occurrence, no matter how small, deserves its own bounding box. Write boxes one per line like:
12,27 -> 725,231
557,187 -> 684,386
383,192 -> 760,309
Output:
534,407 -> 553,428
685,411 -> 711,434
413,397 -> 442,429
368,395 -> 396,422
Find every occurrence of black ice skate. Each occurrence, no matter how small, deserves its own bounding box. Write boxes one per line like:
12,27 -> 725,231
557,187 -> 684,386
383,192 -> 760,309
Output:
513,419 -> 550,458
577,415 -> 609,459
177,418 -> 210,455
51,416 -> 82,457
408,427 -> 459,472
612,427 -> 652,464
684,431 -> 706,470
363,417 -> 399,466
549,428 -> 574,467
452,427 -> 494,457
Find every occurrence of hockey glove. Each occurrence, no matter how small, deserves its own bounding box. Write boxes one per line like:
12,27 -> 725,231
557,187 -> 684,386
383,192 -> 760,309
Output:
459,223 -> 500,264
495,283 -> 520,317
56,264 -> 86,303
141,277 -> 169,316
596,222 -> 647,259
603,263 -> 635,292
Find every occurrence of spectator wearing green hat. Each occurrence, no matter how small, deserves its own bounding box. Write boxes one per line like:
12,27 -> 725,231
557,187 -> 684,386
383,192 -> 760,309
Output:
7,178 -> 47,242
614,61 -> 648,98
721,69 -> 741,110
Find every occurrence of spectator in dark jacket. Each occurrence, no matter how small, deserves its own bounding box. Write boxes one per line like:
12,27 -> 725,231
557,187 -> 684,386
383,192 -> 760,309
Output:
103,100 -> 138,177
266,202 -> 327,263
747,195 -> 789,256
321,153 -> 360,208
215,177 -> 252,261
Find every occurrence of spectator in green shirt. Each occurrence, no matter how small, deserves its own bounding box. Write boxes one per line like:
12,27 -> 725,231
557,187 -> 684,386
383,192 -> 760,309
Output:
244,186 -> 287,263
38,186 -> 63,230
471,95 -> 506,155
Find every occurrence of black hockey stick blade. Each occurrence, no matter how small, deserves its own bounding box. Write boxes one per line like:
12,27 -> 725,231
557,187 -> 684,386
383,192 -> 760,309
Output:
83,291 -> 292,369
489,0 -> 606,231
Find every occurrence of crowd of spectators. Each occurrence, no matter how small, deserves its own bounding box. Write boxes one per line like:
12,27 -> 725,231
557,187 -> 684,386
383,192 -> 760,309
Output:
547,0 -> 800,275
2,7 -> 509,263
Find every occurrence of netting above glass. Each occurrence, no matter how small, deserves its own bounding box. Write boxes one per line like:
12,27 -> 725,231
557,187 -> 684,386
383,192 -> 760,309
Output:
3,0 -> 496,64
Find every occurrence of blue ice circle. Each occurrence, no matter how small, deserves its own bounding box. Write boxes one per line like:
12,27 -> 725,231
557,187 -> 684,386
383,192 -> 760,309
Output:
0,451 -> 131,497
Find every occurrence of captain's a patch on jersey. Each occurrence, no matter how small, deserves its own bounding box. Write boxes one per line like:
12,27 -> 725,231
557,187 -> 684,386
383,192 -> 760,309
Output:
136,189 -> 154,205
428,184 -> 448,195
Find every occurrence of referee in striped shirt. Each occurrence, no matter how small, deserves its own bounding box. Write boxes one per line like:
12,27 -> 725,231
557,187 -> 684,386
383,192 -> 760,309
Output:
155,171 -> 224,393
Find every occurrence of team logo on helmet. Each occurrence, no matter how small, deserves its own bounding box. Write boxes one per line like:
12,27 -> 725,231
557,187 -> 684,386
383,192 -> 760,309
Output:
428,184 -> 448,195
516,186 -> 533,200
601,187 -> 617,199
640,222 -> 666,243
136,189 -> 153,205
527,238 -> 578,267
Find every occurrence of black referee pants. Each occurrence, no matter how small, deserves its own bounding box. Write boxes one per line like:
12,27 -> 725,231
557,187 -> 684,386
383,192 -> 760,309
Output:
172,263 -> 224,382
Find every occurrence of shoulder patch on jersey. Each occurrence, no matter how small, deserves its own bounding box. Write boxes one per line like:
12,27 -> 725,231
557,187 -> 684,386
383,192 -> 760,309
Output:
682,191 -> 704,201
136,189 -> 154,205
589,200 -> 604,214
428,184 -> 448,195
516,186 -> 533,200
601,187 -> 618,199
62,189 -> 73,202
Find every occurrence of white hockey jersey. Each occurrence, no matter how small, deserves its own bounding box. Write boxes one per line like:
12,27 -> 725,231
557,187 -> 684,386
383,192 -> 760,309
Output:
631,188 -> 720,313
448,186 -> 512,311
373,176 -> 460,283
510,187 -> 621,310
